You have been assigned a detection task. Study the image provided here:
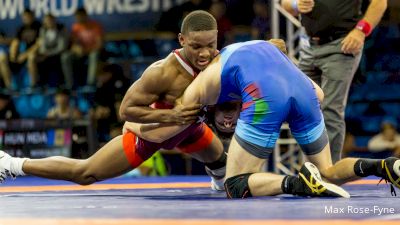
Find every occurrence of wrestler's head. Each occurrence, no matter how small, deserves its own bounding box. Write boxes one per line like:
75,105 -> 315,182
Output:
178,10 -> 218,71
213,101 -> 241,134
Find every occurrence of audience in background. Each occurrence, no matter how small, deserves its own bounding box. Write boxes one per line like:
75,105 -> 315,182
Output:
0,30 -> 9,89
0,93 -> 20,119
208,0 -> 233,48
156,0 -> 211,33
61,8 -> 103,89
0,51 -> 9,90
47,88 -> 81,120
251,0 -> 270,40
35,14 -> 67,87
368,119 -> 400,157
90,64 -> 129,143
0,9 -> 41,89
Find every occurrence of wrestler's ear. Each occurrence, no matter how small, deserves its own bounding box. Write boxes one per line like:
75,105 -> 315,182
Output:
178,33 -> 185,47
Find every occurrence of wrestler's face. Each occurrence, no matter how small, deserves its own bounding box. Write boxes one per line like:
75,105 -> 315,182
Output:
214,102 -> 241,134
179,30 -> 218,71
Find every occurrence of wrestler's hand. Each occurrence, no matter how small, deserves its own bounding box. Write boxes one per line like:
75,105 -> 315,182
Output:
169,103 -> 201,125
341,29 -> 365,55
268,39 -> 288,55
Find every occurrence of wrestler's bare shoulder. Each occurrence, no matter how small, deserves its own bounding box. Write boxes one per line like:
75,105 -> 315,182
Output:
139,53 -> 194,103
142,53 -> 188,81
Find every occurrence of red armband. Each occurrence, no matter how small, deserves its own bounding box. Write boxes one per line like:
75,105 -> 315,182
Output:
356,19 -> 372,37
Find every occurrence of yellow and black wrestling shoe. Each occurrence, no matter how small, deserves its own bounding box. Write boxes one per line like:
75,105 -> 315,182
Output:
297,162 -> 350,198
379,157 -> 400,196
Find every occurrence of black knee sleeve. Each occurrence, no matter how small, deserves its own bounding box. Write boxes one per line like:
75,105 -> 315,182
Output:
224,173 -> 253,199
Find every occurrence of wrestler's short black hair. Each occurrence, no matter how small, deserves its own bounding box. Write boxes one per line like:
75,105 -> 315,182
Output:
180,10 -> 217,34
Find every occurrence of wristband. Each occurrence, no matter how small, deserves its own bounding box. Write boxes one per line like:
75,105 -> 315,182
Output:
356,19 -> 372,36
291,0 -> 299,13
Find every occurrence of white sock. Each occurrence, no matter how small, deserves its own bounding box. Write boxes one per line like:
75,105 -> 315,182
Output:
10,157 -> 28,176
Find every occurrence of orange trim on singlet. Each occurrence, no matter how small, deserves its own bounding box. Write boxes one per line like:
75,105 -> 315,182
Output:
122,131 -> 144,168
178,124 -> 214,153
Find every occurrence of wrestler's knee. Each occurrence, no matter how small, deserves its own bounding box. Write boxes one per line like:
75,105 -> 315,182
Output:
224,173 -> 253,199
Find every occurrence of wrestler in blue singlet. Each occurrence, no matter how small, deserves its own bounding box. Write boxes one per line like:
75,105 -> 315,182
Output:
219,40 -> 328,158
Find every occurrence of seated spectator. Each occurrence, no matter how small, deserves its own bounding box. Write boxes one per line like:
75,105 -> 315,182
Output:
35,14 -> 67,87
0,9 -> 41,89
0,30 -> 10,89
47,89 -> 81,120
0,93 -> 20,119
368,118 -> 400,157
61,8 -> 103,88
251,0 -> 271,40
0,52 -> 10,90
208,0 -> 233,48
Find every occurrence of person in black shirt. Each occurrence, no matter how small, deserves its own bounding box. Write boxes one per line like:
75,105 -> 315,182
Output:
281,0 -> 387,163
0,9 -> 41,89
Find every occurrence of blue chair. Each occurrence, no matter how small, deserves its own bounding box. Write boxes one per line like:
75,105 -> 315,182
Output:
13,95 -> 30,118
29,93 -> 51,118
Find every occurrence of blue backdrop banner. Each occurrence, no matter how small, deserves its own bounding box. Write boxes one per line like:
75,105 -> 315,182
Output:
0,0 -> 186,36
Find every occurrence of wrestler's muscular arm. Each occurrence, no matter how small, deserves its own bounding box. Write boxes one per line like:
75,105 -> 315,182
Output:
136,56 -> 222,143
119,63 -> 199,124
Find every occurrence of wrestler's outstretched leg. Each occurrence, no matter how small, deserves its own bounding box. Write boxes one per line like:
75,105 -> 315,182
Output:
0,133 -> 149,185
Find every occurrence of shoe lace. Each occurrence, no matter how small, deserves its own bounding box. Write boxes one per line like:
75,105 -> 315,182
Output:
377,178 -> 397,196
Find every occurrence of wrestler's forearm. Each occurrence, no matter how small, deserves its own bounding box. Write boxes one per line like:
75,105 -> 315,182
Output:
121,106 -> 174,123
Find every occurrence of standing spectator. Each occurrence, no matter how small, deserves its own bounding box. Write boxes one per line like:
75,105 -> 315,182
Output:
0,9 -> 41,89
91,64 -> 129,143
251,0 -> 270,40
368,119 -> 400,157
208,0 -> 233,48
61,8 -> 103,89
0,93 -> 19,119
47,88 -> 81,120
281,0 -> 387,163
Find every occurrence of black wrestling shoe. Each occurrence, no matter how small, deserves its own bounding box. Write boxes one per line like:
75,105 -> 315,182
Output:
378,157 -> 400,196
297,162 -> 350,198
